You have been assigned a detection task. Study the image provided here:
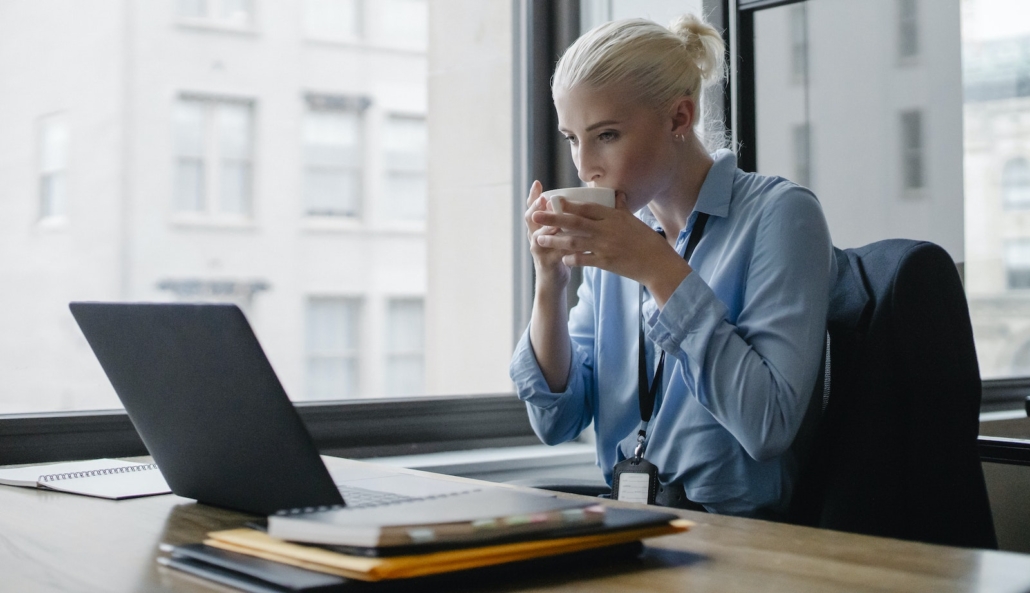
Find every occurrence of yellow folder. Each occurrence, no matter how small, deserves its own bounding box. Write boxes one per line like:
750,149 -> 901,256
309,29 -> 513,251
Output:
205,519 -> 691,581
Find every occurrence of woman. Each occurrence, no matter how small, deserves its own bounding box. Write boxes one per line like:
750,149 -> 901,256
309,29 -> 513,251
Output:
509,14 -> 835,517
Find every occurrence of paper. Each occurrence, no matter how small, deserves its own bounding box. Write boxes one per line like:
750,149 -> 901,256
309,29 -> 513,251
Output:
0,459 -> 171,499
205,520 -> 692,581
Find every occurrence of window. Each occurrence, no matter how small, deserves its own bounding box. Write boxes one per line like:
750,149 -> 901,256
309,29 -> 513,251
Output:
790,5 -> 808,84
750,0 -> 1030,383
1006,241 -> 1030,290
38,113 -> 69,221
304,0 -> 362,42
174,98 -> 254,218
793,123 -> 811,188
900,109 -> 924,191
382,114 -> 427,222
177,0 -> 254,28
303,97 -> 366,218
306,297 -> 361,399
898,0 -> 919,60
377,0 -> 428,49
1003,158 -> 1030,209
384,298 -> 424,396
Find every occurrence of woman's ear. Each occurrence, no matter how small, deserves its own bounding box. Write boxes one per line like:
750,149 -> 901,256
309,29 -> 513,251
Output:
670,96 -> 697,139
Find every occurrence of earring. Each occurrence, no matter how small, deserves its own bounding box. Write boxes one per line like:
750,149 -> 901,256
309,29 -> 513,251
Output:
674,134 -> 686,142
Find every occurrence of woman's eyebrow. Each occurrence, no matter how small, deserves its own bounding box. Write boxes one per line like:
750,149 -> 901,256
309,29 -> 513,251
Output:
585,119 -> 619,132
557,119 -> 620,134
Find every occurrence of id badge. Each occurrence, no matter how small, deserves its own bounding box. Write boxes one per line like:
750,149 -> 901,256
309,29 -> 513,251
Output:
611,457 -> 659,505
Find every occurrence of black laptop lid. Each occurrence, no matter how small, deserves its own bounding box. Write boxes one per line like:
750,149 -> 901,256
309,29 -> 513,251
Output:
69,302 -> 344,515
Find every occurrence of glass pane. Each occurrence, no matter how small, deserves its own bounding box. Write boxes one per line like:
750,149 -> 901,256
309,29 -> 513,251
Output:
307,357 -> 358,399
385,171 -> 426,220
305,168 -> 361,216
218,0 -> 253,27
1003,158 -> 1030,208
177,0 -> 207,19
40,173 -> 66,219
39,115 -> 69,172
175,101 -> 205,158
386,298 -> 423,352
175,160 -> 205,212
304,0 -> 361,40
304,111 -> 359,166
0,1 -> 513,412
219,161 -> 251,214
378,0 -> 427,49
217,103 -> 251,160
753,0 -> 1030,380
385,355 -> 424,396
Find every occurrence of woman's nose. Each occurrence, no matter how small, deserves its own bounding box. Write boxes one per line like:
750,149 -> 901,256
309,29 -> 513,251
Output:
576,148 -> 602,184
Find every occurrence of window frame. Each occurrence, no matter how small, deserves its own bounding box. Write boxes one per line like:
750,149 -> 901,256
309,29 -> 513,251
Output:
8,0 -> 1024,466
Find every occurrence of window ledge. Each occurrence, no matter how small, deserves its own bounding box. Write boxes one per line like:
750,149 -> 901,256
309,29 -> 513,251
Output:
36,217 -> 70,231
175,20 -> 259,37
363,442 -> 595,476
303,37 -> 426,57
171,215 -> 257,231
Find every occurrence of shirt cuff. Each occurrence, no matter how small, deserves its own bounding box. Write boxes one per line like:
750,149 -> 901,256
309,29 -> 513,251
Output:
645,271 -> 728,355
509,328 -> 582,409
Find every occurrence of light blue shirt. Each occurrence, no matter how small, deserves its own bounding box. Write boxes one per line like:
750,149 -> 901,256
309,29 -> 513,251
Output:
510,150 -> 835,515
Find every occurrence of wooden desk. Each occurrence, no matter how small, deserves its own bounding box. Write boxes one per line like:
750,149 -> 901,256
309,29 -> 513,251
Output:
2,456 -> 1030,592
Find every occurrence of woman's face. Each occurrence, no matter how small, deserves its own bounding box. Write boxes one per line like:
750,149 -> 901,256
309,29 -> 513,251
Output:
554,84 -> 677,212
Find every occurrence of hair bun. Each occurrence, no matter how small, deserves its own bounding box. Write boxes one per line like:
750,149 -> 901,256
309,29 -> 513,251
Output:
670,14 -> 725,87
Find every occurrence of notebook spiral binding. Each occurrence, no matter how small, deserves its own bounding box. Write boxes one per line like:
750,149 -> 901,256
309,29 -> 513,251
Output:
38,463 -> 160,483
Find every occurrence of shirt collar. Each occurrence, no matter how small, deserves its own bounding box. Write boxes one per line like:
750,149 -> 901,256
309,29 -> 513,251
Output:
638,148 -> 736,231
694,148 -> 735,219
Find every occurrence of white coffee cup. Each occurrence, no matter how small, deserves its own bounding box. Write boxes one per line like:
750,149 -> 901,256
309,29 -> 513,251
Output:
541,187 -> 616,214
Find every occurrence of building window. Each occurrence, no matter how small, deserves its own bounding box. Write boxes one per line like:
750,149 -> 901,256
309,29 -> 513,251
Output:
174,97 -> 254,217
789,5 -> 808,84
898,0 -> 919,60
38,113 -> 69,221
156,279 -> 269,316
378,0 -> 428,50
304,0 -> 362,42
900,109 -> 924,191
176,0 -> 254,28
382,114 -> 427,221
306,297 -> 361,399
303,95 -> 368,218
384,298 -> 424,397
1003,158 -> 1030,209
1005,241 -> 1030,290
792,123 -> 811,188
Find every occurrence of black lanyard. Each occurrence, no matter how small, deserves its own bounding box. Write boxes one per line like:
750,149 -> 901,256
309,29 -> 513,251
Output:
634,212 -> 709,459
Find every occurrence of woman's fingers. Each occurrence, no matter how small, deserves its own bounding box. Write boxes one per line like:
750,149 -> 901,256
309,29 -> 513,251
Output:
526,180 -> 542,207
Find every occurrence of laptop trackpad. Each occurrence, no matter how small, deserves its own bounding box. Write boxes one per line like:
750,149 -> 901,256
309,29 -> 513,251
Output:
333,474 -> 480,497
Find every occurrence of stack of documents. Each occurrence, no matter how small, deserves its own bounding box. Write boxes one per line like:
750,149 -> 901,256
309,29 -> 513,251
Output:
158,502 -> 691,589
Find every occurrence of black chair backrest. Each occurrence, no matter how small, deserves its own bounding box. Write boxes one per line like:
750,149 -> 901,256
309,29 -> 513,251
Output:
789,239 -> 998,549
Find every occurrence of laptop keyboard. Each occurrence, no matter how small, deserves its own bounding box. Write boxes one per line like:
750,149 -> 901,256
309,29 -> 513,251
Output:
337,485 -> 416,508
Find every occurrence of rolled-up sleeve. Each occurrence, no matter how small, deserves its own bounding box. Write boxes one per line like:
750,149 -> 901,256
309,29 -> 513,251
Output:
646,188 -> 833,461
509,270 -> 598,445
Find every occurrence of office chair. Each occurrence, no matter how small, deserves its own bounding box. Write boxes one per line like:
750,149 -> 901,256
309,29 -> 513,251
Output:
788,240 -> 998,549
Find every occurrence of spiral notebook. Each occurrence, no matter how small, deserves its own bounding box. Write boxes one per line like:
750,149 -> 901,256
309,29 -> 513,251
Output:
0,458 -> 171,499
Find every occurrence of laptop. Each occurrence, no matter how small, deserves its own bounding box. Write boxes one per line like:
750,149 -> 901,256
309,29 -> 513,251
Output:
69,301 -> 497,515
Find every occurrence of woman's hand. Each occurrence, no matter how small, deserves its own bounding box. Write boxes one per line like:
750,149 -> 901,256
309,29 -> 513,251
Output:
524,181 -> 571,293
531,192 -> 692,308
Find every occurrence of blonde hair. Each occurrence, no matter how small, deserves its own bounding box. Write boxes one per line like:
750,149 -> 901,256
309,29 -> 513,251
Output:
552,14 -> 725,134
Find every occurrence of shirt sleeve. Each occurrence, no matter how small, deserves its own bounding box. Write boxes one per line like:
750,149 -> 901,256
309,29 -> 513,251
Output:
646,186 -> 833,461
509,269 -> 598,446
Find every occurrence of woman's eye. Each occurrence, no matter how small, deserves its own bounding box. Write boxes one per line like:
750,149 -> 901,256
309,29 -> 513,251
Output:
563,135 -> 577,145
598,131 -> 618,142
